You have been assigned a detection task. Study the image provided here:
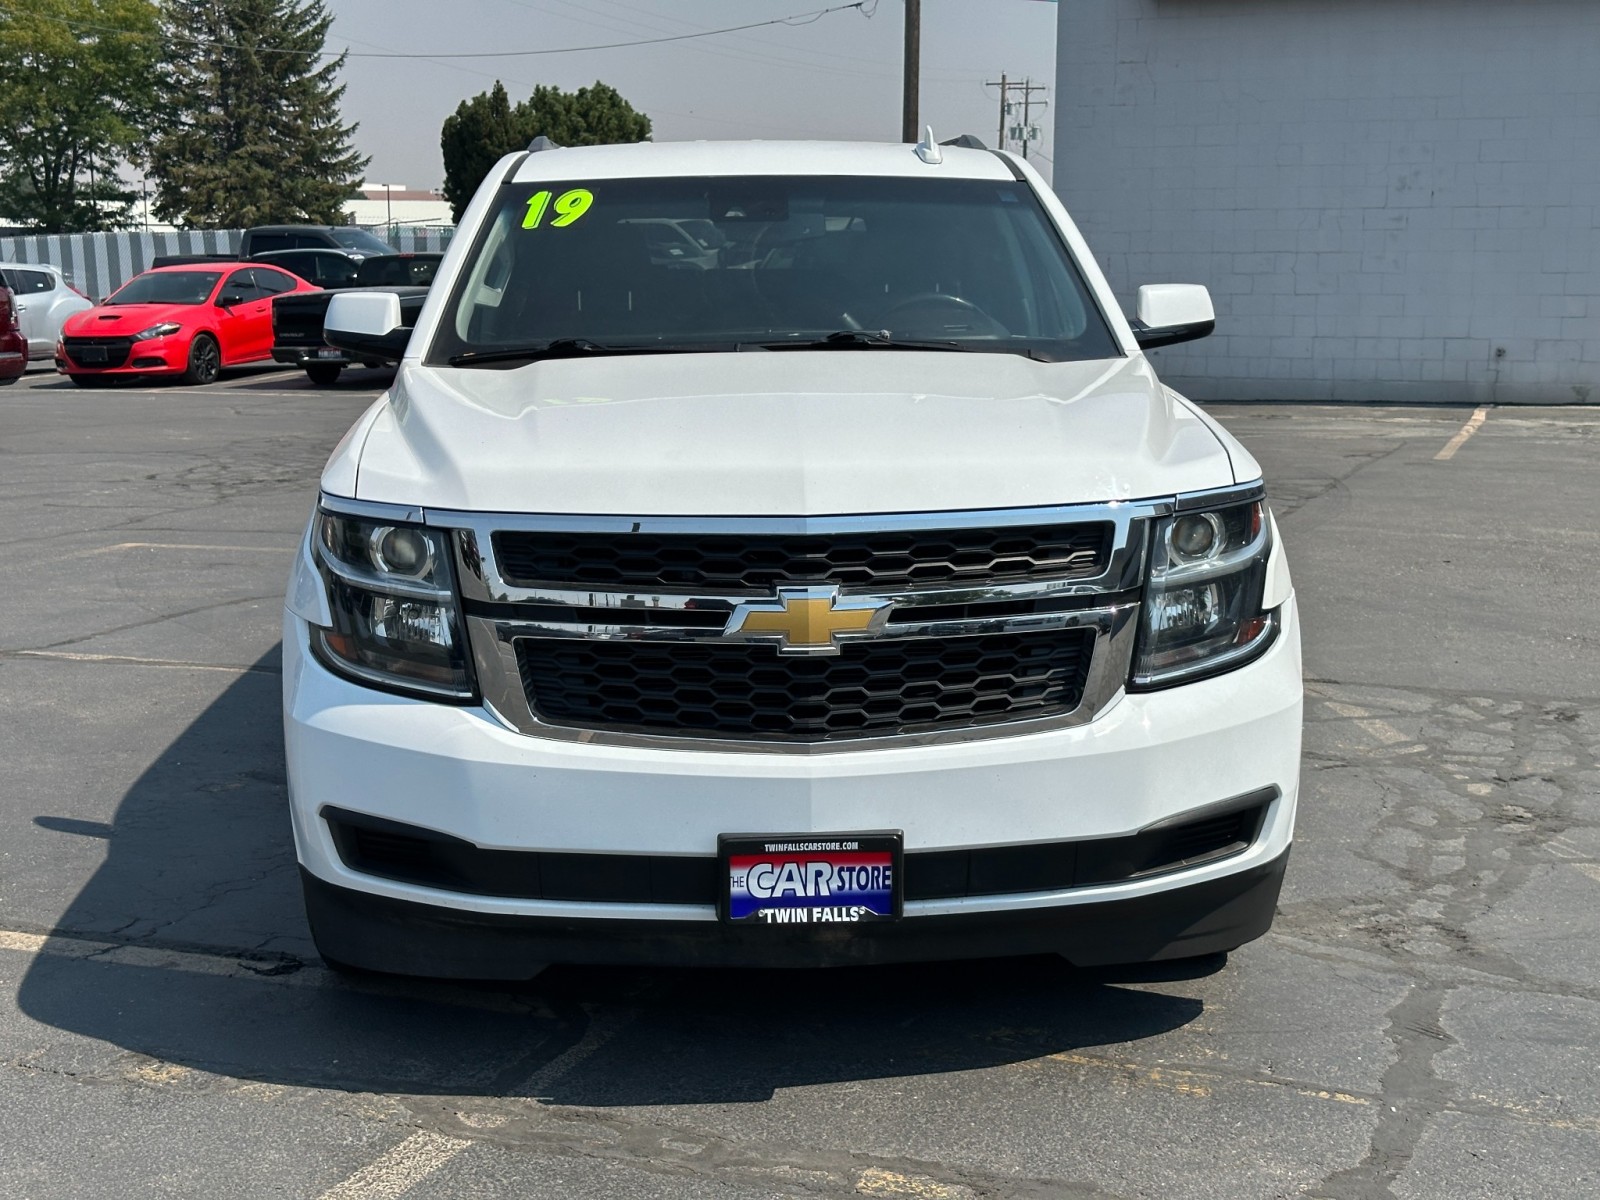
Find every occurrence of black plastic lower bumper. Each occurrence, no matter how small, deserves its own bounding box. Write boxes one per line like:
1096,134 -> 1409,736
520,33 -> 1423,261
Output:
300,848 -> 1289,977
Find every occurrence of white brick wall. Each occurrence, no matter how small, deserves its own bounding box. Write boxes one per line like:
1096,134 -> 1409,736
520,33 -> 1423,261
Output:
1055,0 -> 1600,403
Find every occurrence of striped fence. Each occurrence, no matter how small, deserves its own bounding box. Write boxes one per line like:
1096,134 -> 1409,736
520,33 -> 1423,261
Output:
0,226 -> 455,302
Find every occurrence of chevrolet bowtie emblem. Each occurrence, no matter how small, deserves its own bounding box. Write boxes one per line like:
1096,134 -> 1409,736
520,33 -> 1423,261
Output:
725,586 -> 893,655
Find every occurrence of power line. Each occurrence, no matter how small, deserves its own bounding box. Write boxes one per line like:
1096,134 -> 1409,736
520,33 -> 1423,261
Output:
0,0 -> 872,61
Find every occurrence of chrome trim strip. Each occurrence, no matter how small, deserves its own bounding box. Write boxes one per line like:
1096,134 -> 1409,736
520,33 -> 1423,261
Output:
319,492 -> 426,524
448,501 -> 1160,607
1172,479 -> 1265,512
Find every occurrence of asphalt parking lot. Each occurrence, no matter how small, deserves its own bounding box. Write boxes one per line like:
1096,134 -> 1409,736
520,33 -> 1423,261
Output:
1,364 -> 1596,1199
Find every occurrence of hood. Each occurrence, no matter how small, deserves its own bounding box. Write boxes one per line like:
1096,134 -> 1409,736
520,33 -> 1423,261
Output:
63,304 -> 200,336
341,352 -> 1239,516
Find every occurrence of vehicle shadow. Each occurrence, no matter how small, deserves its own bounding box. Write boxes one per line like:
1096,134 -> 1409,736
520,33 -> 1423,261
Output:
17,648 -> 1209,1105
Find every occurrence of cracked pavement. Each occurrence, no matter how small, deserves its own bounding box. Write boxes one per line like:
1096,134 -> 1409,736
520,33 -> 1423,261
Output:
0,368 -> 1596,1198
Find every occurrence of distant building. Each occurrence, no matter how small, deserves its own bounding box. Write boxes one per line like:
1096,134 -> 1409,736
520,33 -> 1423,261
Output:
1056,0 -> 1600,403
343,185 -> 454,231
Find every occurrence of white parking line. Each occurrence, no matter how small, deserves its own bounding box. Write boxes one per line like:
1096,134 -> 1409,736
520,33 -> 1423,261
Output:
1323,701 -> 1411,745
316,1132 -> 474,1200
80,542 -> 295,555
12,650 -> 268,674
1434,406 -> 1490,460
315,1010 -> 635,1198
0,925 -> 543,1014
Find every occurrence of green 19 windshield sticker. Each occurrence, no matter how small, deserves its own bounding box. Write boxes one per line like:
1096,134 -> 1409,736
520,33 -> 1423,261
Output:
522,188 -> 595,229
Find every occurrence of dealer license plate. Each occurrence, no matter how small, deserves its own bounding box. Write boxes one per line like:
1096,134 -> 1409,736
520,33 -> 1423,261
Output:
77,346 -> 107,363
315,348 -> 344,359
719,831 -> 902,925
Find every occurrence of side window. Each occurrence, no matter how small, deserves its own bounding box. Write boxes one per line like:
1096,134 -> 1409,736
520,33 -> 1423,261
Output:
250,234 -> 293,254
221,269 -> 262,303
321,257 -> 359,288
255,268 -> 296,295
19,269 -> 55,294
292,233 -> 331,250
269,253 -> 311,282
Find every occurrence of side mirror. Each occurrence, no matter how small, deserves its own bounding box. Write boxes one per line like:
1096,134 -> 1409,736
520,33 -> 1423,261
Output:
324,291 -> 411,360
217,293 -> 244,308
1131,284 -> 1215,350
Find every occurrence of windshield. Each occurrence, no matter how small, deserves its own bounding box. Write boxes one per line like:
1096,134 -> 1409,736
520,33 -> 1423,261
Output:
428,174 -> 1120,363
356,255 -> 440,287
107,271 -> 221,306
331,228 -> 397,255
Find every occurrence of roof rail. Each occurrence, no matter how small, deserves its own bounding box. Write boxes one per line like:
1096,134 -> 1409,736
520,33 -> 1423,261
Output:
527,136 -> 561,152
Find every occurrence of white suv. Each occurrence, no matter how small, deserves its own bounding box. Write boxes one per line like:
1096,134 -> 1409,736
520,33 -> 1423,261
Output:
283,138 -> 1301,976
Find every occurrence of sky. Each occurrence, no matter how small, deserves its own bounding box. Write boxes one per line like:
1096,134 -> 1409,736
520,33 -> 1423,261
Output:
323,0 -> 1060,191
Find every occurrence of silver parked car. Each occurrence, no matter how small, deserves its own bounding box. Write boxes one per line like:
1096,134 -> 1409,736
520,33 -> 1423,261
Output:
0,264 -> 93,362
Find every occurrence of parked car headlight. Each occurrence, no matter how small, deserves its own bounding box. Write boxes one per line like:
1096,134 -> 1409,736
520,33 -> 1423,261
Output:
310,507 -> 475,700
1132,493 -> 1278,688
133,322 -> 182,341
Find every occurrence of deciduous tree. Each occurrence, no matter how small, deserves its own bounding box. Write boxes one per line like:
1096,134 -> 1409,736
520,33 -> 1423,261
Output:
148,0 -> 367,228
0,0 -> 162,231
441,81 -> 650,222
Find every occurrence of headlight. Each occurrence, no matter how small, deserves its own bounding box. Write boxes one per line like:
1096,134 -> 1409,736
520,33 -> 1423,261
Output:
133,322 -> 182,341
1132,491 -> 1278,688
309,507 -> 475,700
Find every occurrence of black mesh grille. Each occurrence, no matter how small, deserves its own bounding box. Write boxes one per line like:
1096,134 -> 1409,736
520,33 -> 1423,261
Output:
516,629 -> 1094,742
493,523 -> 1113,593
62,336 -> 133,368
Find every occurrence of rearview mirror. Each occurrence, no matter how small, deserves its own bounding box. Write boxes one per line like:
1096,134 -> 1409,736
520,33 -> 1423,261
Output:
1131,284 -> 1215,350
324,291 -> 411,360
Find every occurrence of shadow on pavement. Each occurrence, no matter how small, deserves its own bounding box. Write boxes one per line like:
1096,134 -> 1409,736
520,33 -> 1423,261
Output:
18,648 -> 1206,1104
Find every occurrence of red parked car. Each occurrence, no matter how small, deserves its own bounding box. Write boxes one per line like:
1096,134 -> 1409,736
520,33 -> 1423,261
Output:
0,279 -> 25,386
57,264 -> 319,386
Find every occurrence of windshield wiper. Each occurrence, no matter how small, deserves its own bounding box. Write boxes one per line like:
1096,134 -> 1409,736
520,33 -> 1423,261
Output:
760,330 -> 970,353
448,339 -> 745,367
448,338 -> 618,367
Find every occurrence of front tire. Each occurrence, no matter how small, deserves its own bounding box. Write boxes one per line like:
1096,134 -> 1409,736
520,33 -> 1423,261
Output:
305,362 -> 342,386
182,334 -> 221,385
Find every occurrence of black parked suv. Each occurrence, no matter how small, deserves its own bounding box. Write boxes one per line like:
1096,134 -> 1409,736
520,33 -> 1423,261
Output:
240,225 -> 395,258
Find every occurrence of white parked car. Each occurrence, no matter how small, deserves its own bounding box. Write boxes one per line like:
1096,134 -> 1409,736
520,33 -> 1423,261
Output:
283,137 -> 1302,977
0,263 -> 93,362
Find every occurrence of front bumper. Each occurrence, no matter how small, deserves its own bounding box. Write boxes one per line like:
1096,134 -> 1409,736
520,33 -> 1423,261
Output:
303,848 -> 1290,973
283,592 -> 1302,970
57,343 -> 187,376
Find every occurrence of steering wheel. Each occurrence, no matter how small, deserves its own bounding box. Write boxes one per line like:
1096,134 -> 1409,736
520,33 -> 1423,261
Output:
880,293 -> 1009,338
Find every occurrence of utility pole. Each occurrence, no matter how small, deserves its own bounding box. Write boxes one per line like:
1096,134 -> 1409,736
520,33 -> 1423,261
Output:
901,0 -> 920,143
1019,78 -> 1048,160
985,76 -> 1048,157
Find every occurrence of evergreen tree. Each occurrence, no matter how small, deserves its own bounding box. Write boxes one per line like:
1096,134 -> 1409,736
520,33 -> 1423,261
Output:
148,0 -> 368,228
441,81 -> 650,223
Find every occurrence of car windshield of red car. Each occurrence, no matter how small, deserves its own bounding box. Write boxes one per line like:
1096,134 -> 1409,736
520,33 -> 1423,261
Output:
107,271 -> 224,306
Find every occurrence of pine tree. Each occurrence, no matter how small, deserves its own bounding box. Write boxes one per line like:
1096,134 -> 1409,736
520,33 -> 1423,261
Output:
148,0 -> 368,228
